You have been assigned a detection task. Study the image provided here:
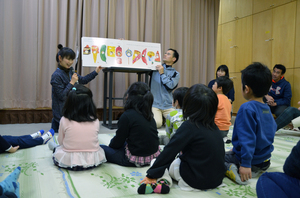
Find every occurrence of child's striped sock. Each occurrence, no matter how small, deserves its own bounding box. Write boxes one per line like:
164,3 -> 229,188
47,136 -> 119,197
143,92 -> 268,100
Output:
137,179 -> 170,194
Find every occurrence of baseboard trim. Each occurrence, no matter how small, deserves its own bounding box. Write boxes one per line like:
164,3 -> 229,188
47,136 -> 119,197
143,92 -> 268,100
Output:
0,108 -> 124,124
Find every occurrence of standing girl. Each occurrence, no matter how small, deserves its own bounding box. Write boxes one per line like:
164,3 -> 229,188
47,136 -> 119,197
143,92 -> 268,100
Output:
48,84 -> 106,171
51,44 -> 102,132
138,84 -> 225,194
208,65 -> 235,103
100,82 -> 160,167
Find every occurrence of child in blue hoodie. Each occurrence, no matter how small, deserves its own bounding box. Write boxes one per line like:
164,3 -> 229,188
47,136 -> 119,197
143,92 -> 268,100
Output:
225,62 -> 277,185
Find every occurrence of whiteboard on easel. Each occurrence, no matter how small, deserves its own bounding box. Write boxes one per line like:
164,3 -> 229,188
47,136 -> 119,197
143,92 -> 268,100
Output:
81,37 -> 162,70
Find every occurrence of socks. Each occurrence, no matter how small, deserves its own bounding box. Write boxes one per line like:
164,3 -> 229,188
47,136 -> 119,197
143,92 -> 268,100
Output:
48,141 -> 58,151
137,179 -> 170,194
0,167 -> 21,195
42,129 -> 55,144
30,130 -> 45,139
225,164 -> 247,185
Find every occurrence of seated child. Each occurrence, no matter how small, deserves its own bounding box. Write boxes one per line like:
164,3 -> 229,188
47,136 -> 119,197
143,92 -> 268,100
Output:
138,84 -> 225,194
212,76 -> 233,143
256,140 -> 300,198
48,84 -> 106,171
159,87 -> 189,145
0,167 -> 21,198
225,62 -> 277,185
0,130 -> 54,153
100,82 -> 160,167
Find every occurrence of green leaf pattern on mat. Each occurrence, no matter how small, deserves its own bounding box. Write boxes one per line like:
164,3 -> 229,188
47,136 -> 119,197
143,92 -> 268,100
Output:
3,162 -> 44,176
91,172 -> 137,190
224,184 -> 256,197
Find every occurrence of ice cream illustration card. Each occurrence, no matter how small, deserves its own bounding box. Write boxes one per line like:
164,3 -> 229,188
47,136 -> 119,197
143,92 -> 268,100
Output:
81,37 -> 161,70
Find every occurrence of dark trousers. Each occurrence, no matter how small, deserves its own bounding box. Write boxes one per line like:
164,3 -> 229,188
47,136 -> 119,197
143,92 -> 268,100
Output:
51,118 -> 59,133
224,150 -> 270,171
1,135 -> 43,153
270,105 -> 288,118
256,172 -> 300,198
100,144 -> 136,167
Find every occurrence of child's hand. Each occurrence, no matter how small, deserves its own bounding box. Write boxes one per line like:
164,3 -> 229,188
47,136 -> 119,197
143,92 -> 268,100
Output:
95,66 -> 103,73
140,177 -> 157,184
239,166 -> 252,182
8,146 -> 20,153
70,73 -> 78,85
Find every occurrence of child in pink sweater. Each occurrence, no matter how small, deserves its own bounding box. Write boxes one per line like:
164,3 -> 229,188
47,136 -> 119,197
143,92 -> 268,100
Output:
48,84 -> 106,171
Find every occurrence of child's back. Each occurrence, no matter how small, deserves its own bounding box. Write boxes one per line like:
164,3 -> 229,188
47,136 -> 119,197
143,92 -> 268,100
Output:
233,100 -> 276,166
50,84 -> 106,170
150,119 -> 225,189
101,82 -> 160,167
138,84 -> 225,195
225,62 -> 276,185
109,109 -> 159,156
55,116 -> 106,167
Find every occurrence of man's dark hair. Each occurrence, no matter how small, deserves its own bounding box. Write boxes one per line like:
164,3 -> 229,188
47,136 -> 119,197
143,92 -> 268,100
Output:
168,48 -> 179,64
273,64 -> 286,75
241,62 -> 272,98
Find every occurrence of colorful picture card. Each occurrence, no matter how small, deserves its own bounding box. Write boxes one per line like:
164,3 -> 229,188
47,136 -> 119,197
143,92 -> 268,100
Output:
81,37 -> 161,70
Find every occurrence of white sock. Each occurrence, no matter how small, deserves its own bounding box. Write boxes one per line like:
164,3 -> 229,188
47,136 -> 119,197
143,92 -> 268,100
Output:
41,131 -> 53,144
30,130 -> 44,139
48,141 -> 58,151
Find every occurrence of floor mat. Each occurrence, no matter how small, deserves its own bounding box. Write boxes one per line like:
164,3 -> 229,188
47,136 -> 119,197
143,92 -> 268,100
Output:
0,126 -> 299,198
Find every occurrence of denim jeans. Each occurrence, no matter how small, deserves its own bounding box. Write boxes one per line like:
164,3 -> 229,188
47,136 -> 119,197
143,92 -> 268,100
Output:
275,107 -> 300,130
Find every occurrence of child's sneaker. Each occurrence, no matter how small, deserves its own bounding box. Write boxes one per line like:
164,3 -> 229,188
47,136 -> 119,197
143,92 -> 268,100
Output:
30,130 -> 44,139
42,129 -> 55,144
225,164 -> 247,185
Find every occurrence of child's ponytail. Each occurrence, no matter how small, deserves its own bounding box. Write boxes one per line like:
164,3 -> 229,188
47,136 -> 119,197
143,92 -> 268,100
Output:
62,84 -> 97,122
56,44 -> 76,63
140,90 -> 154,120
124,82 -> 154,121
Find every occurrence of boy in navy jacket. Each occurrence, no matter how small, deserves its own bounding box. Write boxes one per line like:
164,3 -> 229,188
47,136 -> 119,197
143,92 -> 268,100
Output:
264,64 -> 292,117
225,62 -> 277,185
